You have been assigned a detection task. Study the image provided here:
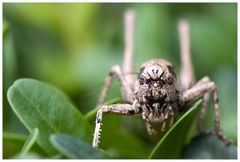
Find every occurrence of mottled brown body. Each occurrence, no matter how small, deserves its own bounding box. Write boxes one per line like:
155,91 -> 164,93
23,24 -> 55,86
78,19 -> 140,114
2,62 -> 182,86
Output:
135,60 -> 178,133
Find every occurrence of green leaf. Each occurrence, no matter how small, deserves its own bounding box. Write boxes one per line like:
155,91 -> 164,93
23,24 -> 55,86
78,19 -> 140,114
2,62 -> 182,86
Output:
182,134 -> 237,159
11,152 -> 43,159
149,100 -> 202,159
19,128 -> 39,158
50,134 -> 106,159
99,115 -> 150,158
7,78 -> 92,155
3,132 -> 47,159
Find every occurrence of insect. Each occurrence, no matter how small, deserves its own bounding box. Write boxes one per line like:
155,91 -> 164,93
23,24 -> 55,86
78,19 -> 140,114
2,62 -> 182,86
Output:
92,9 -> 231,148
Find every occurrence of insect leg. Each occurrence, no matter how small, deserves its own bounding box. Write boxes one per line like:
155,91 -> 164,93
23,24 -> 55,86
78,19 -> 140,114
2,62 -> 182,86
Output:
123,10 -> 136,89
92,103 -> 141,148
142,112 -> 157,135
195,76 -> 210,133
195,76 -> 210,86
197,93 -> 209,134
180,78 -> 232,145
97,65 -> 134,105
141,105 -> 157,135
178,20 -> 195,92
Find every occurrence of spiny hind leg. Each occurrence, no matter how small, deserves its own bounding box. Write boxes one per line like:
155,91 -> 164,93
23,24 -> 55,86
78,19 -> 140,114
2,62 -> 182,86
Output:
93,103 -> 141,148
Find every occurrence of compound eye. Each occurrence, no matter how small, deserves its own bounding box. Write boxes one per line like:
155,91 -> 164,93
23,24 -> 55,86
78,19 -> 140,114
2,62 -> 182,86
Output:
139,74 -> 146,85
167,75 -> 173,84
164,73 -> 174,84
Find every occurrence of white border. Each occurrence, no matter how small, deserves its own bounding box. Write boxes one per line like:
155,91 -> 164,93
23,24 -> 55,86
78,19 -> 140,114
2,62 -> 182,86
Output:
1,0 -> 239,161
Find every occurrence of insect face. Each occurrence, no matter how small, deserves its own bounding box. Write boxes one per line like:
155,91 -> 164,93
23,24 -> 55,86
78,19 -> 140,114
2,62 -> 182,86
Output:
146,64 -> 164,81
137,60 -> 178,105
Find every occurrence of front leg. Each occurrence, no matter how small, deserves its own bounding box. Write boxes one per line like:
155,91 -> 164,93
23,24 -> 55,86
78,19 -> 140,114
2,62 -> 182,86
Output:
93,103 -> 141,148
142,112 -> 157,135
141,105 -> 159,135
179,77 -> 231,145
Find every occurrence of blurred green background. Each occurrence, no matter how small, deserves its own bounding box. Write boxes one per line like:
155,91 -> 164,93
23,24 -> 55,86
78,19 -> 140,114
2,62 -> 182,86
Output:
3,3 -> 237,158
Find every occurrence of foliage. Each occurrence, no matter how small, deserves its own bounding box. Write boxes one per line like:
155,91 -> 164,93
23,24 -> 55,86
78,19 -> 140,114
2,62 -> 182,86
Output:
3,3 -> 237,159
5,79 -> 237,159
50,134 -> 106,159
182,134 -> 237,159
7,79 -> 92,155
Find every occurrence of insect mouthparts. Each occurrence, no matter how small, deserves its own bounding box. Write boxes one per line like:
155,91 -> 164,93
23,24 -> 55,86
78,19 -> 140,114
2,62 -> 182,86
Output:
153,82 -> 158,87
